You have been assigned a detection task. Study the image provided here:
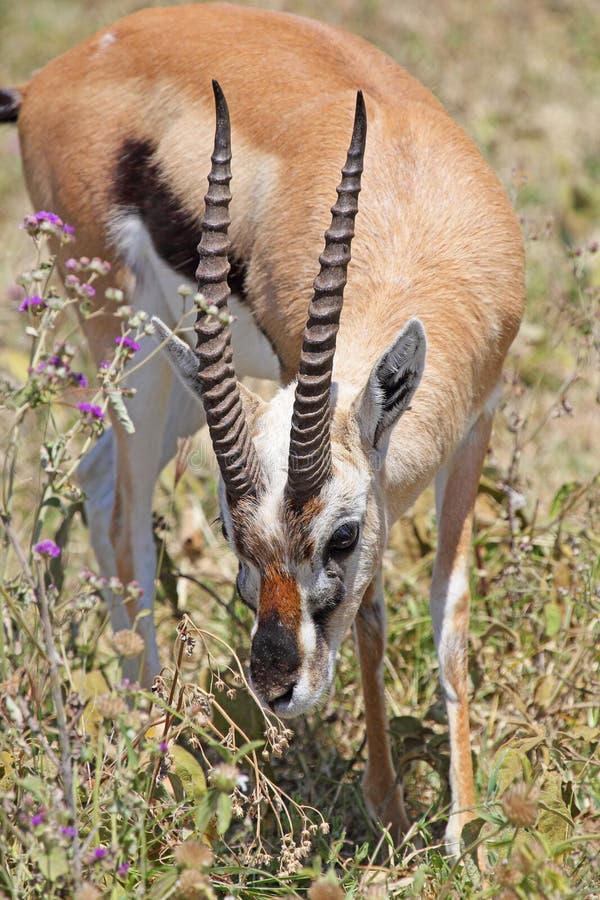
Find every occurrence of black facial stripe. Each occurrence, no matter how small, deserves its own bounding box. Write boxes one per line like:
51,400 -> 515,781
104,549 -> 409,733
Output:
313,601 -> 337,631
310,575 -> 345,630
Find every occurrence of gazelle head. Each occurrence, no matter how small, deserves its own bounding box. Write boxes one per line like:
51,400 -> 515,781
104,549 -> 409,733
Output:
154,82 -> 426,716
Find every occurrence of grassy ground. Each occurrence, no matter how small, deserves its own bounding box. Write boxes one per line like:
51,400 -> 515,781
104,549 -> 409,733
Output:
0,1 -> 598,897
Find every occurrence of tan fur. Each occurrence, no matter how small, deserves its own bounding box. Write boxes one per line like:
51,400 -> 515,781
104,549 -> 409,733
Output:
8,3 -> 526,854
429,412 -> 495,850
17,5 -> 523,385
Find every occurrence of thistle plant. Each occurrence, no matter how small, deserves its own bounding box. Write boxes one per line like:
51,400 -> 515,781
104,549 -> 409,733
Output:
0,212 -> 159,895
0,214 -> 330,898
0,211 -> 597,898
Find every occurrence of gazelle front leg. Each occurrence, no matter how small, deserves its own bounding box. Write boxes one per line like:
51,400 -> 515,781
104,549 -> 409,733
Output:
355,572 -> 411,839
431,410 -> 494,856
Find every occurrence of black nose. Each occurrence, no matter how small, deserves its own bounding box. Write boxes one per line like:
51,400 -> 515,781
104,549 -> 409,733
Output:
250,615 -> 300,704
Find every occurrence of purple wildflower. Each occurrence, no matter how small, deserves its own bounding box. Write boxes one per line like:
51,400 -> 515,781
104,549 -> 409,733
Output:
35,210 -> 74,236
33,354 -> 88,389
159,741 -> 169,754
115,336 -> 141,353
99,360 -> 110,370
117,862 -> 131,877
35,356 -> 59,374
35,211 -> 62,226
19,295 -> 46,312
21,211 -> 75,240
77,402 -> 105,420
60,825 -> 77,838
93,847 -> 107,861
34,540 -> 61,558
70,371 -> 88,388
30,811 -> 46,827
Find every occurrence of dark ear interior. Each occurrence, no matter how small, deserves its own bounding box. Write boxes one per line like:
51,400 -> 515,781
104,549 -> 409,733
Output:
358,318 -> 427,449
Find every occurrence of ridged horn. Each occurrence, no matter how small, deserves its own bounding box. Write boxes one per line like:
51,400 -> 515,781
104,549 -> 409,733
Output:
194,80 -> 263,501
286,91 -> 367,506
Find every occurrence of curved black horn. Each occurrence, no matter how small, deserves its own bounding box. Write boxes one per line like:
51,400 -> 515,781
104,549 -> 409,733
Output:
286,91 -> 367,507
194,80 -> 263,501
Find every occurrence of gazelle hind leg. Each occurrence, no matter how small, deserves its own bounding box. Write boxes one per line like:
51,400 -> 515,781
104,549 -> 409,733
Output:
431,410 -> 493,856
356,573 -> 411,840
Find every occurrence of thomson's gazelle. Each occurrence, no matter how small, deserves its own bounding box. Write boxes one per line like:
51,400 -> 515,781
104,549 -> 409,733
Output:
0,4 -> 525,851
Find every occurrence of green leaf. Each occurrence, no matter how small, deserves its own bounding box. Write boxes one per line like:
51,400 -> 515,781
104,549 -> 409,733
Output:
194,794 -> 214,837
50,500 -> 81,591
0,751 -> 14,790
563,724 -> 598,743
167,772 -> 185,803
107,389 -> 135,434
31,846 -> 69,882
72,668 -> 111,737
354,841 -> 370,864
148,870 -> 178,899
550,833 -> 600,856
544,602 -> 562,637
171,745 -> 206,801
491,747 -> 532,795
511,736 -> 544,755
389,715 -> 429,739
18,774 -> 47,802
462,816 -> 485,849
154,538 -> 180,610
216,791 -> 232,835
40,496 -> 61,509
411,867 -> 427,894
534,674 -> 558,708
537,772 -> 574,850
550,481 -> 579,518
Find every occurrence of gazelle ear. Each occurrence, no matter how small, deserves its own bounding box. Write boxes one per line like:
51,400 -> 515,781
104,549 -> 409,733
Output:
151,315 -> 266,418
152,316 -> 201,397
237,381 -> 266,420
356,318 -> 426,449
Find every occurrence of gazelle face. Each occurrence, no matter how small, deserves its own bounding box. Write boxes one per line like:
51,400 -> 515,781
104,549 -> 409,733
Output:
157,311 -> 427,717
219,386 -> 384,717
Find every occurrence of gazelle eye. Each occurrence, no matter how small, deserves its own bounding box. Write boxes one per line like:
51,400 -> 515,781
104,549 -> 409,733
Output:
328,521 -> 359,555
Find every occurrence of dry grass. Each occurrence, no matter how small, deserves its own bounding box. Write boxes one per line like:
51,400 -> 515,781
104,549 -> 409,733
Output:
0,1 -> 598,897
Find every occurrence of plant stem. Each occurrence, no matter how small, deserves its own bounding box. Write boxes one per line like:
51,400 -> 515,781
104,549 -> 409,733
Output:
0,517 -> 82,887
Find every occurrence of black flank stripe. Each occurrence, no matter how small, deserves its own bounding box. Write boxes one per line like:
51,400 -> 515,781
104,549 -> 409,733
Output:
112,137 -> 249,297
